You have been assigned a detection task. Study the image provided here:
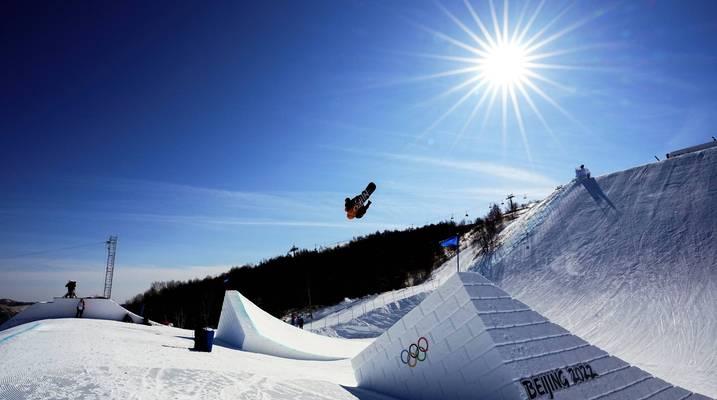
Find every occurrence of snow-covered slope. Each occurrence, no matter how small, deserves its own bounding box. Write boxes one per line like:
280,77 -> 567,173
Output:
0,319 -> 396,400
472,147 -> 717,398
307,245 -> 479,338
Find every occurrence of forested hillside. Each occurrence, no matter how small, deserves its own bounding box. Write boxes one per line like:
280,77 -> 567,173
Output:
125,221 -> 477,329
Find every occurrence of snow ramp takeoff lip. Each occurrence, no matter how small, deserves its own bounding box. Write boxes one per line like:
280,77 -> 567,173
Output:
215,290 -> 370,361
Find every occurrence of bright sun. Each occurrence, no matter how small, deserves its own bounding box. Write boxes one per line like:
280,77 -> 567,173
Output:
415,0 -> 601,158
481,42 -> 529,89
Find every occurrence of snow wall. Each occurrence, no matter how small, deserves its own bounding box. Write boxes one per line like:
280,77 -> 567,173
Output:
473,146 -> 717,397
352,272 -> 710,400
215,290 -> 369,361
0,297 -> 144,331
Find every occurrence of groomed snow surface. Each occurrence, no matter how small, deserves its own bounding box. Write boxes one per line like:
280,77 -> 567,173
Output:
0,319 -> 395,400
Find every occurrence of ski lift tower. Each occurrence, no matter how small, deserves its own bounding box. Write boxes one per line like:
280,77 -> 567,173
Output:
506,194 -> 516,212
103,235 -> 118,299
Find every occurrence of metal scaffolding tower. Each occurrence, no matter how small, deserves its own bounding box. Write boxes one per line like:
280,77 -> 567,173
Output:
103,236 -> 118,299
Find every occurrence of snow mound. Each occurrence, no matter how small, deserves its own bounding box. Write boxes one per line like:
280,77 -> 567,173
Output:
0,297 -> 144,331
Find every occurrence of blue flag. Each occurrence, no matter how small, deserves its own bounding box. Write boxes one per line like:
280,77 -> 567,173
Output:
440,235 -> 459,248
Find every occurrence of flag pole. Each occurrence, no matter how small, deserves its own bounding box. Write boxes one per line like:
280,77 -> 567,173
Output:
456,234 -> 460,273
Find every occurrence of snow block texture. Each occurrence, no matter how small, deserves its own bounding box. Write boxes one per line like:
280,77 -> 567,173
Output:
352,272 -> 711,400
215,290 -> 369,361
0,297 -> 144,331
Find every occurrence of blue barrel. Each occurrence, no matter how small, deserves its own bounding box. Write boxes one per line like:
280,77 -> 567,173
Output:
194,328 -> 206,351
203,328 -> 214,352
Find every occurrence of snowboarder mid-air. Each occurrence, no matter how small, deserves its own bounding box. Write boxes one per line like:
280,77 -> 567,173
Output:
345,182 -> 376,219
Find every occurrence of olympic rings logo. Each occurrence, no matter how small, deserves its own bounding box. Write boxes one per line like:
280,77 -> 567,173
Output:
400,336 -> 429,368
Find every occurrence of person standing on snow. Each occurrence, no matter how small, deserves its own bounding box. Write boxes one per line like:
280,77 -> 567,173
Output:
297,314 -> 304,329
76,298 -> 85,318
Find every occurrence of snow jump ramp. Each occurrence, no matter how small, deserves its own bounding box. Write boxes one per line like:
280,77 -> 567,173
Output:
215,290 -> 369,361
352,272 -> 710,400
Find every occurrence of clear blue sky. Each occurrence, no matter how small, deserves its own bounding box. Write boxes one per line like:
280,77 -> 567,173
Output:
2,1 -> 716,302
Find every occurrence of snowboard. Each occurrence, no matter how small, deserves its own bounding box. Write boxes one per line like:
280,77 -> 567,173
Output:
345,182 -> 376,219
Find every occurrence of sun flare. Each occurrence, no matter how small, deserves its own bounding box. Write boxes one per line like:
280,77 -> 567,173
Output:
415,0 -> 601,158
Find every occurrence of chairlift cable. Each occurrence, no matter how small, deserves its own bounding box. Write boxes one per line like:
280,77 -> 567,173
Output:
0,241 -> 105,260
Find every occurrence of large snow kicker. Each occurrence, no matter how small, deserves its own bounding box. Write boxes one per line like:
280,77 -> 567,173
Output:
215,290 -> 370,361
0,297 -> 144,331
473,147 -> 717,397
352,272 -> 710,400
